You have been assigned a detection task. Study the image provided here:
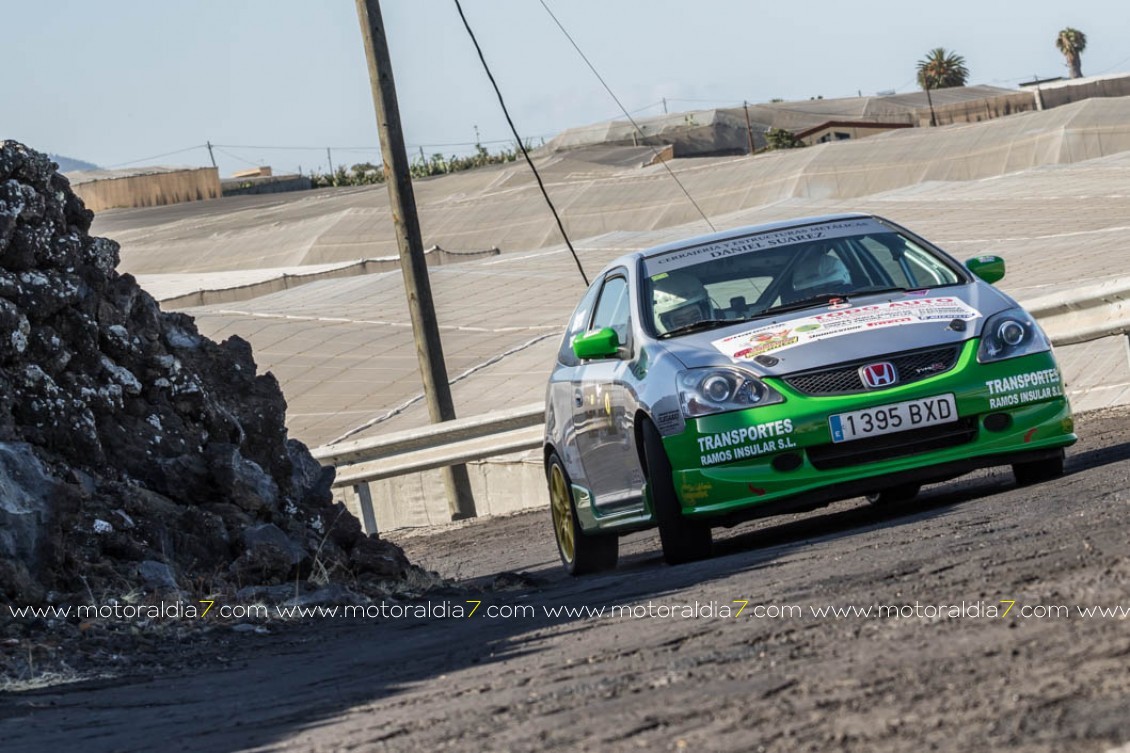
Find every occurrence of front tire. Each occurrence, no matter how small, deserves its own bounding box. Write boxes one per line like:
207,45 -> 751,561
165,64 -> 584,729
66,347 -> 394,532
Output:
546,452 -> 618,575
641,421 -> 712,565
1013,449 -> 1065,486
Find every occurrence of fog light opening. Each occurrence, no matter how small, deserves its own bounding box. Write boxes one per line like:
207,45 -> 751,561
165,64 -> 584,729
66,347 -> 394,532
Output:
772,452 -> 803,472
983,412 -> 1013,432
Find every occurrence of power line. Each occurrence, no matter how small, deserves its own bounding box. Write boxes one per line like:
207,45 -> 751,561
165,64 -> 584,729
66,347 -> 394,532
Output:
453,0 -> 589,286
627,100 -> 666,115
665,97 -> 736,105
213,143 -> 362,151
107,55 -> 1123,173
1095,54 -> 1130,75
212,137 -> 521,152
104,138 -> 536,174
212,146 -> 263,168
537,0 -> 715,233
107,144 -> 207,168
404,137 -> 519,148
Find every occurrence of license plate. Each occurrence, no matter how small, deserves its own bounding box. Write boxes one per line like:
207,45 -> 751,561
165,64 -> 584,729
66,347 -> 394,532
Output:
829,394 -> 958,443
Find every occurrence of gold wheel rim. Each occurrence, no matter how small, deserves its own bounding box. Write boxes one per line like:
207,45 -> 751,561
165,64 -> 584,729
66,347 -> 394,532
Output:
550,464 -> 575,564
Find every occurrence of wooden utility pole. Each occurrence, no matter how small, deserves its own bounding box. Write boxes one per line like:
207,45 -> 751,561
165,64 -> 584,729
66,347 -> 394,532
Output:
355,0 -> 476,520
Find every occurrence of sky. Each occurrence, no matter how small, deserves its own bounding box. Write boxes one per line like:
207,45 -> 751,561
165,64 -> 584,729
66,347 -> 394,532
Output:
3,0 -> 1128,178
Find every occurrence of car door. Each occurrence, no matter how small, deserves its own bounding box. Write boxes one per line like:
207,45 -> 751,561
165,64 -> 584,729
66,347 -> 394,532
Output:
571,272 -> 641,507
547,278 -> 606,490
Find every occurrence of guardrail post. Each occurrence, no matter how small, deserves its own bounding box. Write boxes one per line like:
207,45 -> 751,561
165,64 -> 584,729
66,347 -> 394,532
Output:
354,483 -> 378,535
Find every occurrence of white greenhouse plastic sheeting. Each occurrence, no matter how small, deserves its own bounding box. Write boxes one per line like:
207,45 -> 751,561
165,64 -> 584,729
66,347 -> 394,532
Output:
546,85 -> 1035,152
100,97 -> 1130,278
95,96 -> 1130,448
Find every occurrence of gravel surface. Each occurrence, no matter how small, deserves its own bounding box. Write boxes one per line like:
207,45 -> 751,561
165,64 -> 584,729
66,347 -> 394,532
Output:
3,407 -> 1129,752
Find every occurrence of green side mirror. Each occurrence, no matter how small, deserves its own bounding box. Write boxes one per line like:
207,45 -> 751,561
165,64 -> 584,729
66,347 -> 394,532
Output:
965,255 -> 1005,284
572,327 -> 620,360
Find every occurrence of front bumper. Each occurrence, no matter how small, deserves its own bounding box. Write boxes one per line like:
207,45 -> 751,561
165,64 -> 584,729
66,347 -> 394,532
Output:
664,342 -> 1076,519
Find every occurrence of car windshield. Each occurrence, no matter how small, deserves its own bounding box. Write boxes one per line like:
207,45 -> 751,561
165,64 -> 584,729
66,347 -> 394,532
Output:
643,218 -> 964,337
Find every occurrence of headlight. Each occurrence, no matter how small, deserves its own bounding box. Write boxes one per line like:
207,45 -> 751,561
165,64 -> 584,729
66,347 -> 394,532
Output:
977,308 -> 1051,363
678,367 -> 783,418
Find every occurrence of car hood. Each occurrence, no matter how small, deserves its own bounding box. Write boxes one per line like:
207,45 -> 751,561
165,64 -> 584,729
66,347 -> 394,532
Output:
658,283 -> 1017,377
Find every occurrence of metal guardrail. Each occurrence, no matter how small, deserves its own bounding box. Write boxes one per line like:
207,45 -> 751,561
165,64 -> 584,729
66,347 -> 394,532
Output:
1024,278 -> 1130,346
311,402 -> 545,531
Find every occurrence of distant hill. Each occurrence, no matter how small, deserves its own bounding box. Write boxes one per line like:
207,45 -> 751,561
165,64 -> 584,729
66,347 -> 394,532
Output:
50,154 -> 99,172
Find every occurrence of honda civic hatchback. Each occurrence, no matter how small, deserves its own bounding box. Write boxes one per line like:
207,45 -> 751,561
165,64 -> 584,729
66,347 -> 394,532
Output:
543,213 -> 1075,573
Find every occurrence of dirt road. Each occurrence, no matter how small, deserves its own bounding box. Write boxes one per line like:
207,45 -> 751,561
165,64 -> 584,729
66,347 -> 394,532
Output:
3,408 -> 1130,752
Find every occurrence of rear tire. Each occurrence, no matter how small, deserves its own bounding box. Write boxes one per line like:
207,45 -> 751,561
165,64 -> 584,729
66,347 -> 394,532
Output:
546,452 -> 618,575
866,483 -> 921,507
1012,449 -> 1065,487
641,421 -> 712,565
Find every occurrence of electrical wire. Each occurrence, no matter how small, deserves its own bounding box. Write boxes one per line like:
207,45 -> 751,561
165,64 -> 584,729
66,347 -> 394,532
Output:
213,146 -> 263,168
212,141 -> 510,150
453,0 -> 589,286
665,97 -> 736,105
538,0 -> 715,232
1095,54 -> 1130,75
107,144 -> 207,168
627,100 -> 666,115
403,138 -> 517,148
104,138 -> 534,173
212,143 -> 359,151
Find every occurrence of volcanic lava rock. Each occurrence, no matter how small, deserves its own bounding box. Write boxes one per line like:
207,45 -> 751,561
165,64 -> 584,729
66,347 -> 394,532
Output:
0,141 -> 409,603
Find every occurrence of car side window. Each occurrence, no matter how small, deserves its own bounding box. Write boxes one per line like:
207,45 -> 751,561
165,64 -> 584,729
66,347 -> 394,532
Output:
590,275 -> 631,353
857,235 -> 961,289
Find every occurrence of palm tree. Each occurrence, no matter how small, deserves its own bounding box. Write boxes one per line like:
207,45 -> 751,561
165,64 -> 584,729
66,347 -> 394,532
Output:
1056,27 -> 1087,79
916,48 -> 969,126
916,48 -> 970,90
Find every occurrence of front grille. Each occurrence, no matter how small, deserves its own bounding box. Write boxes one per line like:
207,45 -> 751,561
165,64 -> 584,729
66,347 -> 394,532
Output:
784,345 -> 960,396
807,417 -> 978,471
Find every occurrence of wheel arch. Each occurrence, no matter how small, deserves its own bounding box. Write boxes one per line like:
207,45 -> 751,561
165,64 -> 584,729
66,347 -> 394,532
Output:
543,442 -> 558,472
633,409 -> 654,480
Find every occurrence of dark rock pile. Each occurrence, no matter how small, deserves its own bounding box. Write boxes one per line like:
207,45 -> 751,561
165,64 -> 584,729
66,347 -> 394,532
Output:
0,141 -> 409,605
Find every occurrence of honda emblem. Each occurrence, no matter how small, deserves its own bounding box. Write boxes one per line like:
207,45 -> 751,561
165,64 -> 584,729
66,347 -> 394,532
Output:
860,362 -> 898,388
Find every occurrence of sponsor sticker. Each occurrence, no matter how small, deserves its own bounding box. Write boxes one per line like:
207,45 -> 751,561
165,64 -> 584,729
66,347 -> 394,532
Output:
680,481 -> 713,502
713,297 -> 980,362
644,218 -> 885,275
652,395 -> 685,436
985,368 -> 1063,409
697,419 -> 796,467
655,408 -> 684,436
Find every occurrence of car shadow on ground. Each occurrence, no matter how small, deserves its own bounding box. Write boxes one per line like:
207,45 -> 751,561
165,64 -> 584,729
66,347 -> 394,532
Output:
1065,439 -> 1130,473
610,468 -> 1015,575
0,468 -> 1059,753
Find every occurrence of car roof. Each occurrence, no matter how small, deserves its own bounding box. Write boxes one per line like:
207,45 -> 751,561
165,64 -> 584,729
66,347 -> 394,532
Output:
597,212 -> 877,278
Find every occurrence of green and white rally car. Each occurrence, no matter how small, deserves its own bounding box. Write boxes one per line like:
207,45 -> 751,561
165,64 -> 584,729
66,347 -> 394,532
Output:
543,214 -> 1076,573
